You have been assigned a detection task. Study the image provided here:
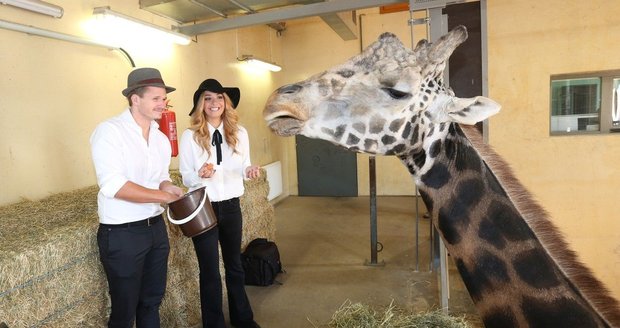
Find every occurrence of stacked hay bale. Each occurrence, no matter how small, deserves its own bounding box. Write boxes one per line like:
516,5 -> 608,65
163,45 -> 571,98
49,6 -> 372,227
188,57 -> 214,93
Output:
0,186 -> 107,327
0,169 -> 274,327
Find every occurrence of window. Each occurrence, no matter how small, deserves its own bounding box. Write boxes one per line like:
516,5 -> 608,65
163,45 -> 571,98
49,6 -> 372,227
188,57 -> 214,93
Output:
550,70 -> 620,135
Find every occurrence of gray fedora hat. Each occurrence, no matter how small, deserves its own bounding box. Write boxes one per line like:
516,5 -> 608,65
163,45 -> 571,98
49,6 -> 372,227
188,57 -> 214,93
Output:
122,67 -> 176,97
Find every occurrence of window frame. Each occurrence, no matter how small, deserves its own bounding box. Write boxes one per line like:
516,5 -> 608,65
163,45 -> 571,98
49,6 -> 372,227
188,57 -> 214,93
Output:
550,69 -> 620,136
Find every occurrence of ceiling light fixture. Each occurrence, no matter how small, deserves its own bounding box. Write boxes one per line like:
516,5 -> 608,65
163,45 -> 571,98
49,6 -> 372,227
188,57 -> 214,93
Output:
238,55 -> 282,72
92,6 -> 191,46
1,0 -> 63,18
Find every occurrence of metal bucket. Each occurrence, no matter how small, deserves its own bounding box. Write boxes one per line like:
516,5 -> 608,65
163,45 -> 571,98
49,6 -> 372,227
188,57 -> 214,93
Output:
167,187 -> 217,237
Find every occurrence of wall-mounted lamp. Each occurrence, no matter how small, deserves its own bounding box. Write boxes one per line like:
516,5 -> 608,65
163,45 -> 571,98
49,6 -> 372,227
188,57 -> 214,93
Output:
238,55 -> 282,72
1,0 -> 63,18
92,7 -> 192,46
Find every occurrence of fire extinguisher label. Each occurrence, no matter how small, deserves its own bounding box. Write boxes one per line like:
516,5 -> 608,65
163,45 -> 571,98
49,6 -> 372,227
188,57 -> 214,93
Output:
168,122 -> 177,141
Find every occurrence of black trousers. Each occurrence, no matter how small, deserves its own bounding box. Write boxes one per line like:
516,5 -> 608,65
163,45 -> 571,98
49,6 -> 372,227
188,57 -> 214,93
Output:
192,197 -> 254,328
97,215 -> 169,328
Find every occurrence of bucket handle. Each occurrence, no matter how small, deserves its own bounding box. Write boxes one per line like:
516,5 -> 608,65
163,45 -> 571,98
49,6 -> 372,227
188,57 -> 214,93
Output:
166,188 -> 208,225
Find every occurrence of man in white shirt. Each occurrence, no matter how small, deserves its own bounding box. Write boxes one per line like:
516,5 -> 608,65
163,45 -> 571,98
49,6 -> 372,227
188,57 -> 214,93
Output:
90,67 -> 184,328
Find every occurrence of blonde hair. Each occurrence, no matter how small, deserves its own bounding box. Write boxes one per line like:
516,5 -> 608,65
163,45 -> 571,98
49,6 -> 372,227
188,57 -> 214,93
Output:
189,91 -> 240,158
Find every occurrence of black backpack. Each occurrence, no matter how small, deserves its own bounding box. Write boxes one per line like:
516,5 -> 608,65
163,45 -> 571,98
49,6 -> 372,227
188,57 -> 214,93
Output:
241,238 -> 283,286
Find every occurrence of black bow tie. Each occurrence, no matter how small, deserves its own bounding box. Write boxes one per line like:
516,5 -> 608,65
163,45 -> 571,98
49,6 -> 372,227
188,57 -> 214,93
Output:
211,129 -> 223,165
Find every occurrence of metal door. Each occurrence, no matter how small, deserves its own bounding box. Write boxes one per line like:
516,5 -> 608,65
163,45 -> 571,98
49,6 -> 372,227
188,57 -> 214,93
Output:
296,135 -> 358,196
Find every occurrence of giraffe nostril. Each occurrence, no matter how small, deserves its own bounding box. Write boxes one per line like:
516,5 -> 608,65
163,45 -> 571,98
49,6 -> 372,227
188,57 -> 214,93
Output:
278,84 -> 302,94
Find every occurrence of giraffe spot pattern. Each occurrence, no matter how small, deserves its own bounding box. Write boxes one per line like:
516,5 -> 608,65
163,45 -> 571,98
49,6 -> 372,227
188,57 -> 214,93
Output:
455,250 -> 511,303
456,259 -> 482,301
426,123 -> 435,138
386,144 -> 406,155
521,296 -> 599,328
364,139 -> 378,151
428,140 -> 442,158
478,217 -> 507,250
336,69 -> 355,78
389,118 -> 405,132
513,248 -> 561,289
321,125 -> 347,140
410,149 -> 426,168
346,133 -> 360,146
455,144 -> 481,173
487,200 -> 536,242
369,115 -> 386,134
381,135 -> 396,145
401,122 -> 412,140
352,122 -> 366,134
482,307 -> 518,328
475,249 -> 511,285
439,122 -> 447,132
445,138 -> 456,161
421,163 -> 451,190
437,178 -> 484,244
411,125 -> 420,144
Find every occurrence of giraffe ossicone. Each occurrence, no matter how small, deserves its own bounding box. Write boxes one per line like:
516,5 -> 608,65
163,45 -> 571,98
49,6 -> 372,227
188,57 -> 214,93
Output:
264,26 -> 620,327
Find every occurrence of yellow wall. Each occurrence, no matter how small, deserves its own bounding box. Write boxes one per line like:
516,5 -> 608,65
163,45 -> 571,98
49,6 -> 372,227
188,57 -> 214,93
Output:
486,0 -> 620,300
1,0 -> 618,301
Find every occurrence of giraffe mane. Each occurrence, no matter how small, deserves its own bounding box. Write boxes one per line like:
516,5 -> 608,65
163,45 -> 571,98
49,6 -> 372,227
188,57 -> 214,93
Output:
460,124 -> 620,327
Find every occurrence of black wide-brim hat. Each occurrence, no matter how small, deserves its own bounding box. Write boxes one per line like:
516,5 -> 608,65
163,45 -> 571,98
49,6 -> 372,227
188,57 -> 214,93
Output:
122,67 -> 176,97
189,78 -> 241,116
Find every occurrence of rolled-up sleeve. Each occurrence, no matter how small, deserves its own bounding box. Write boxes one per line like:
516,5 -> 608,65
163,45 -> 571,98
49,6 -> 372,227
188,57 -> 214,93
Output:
90,122 -> 128,198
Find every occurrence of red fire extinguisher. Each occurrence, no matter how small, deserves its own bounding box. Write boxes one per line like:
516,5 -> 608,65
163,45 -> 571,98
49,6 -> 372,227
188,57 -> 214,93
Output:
158,101 -> 179,157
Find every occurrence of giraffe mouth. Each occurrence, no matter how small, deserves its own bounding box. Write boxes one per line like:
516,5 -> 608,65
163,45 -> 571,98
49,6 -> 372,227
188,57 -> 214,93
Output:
264,107 -> 306,136
266,116 -> 304,136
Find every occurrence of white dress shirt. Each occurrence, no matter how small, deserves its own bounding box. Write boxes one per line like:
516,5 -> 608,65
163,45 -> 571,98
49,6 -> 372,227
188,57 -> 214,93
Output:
179,124 -> 252,202
90,108 -> 172,224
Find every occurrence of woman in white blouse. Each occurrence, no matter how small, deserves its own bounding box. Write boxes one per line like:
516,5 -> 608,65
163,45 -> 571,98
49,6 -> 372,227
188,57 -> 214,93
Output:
179,79 -> 261,328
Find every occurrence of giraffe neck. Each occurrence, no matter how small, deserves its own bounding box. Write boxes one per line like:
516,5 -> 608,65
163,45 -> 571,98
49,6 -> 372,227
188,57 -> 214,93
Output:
408,124 -> 619,328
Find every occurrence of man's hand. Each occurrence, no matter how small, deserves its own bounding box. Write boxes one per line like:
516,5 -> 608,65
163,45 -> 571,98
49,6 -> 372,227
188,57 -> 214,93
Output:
160,181 -> 184,203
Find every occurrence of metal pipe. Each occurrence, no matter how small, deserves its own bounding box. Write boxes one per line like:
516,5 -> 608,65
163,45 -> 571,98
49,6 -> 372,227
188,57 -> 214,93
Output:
368,156 -> 378,264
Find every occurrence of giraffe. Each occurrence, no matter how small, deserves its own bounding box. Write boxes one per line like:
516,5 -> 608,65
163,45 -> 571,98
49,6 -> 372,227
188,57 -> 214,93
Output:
263,26 -> 620,327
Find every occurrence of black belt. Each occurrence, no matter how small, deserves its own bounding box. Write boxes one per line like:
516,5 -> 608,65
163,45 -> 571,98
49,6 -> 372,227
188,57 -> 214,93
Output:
100,214 -> 162,229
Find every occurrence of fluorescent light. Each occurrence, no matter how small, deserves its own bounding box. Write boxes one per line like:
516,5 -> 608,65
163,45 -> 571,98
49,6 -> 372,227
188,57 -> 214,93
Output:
92,7 -> 191,46
0,18 -> 118,49
238,55 -> 282,72
1,0 -> 63,18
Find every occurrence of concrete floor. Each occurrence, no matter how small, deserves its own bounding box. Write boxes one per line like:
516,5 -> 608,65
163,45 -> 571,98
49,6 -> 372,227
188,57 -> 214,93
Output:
244,196 -> 483,328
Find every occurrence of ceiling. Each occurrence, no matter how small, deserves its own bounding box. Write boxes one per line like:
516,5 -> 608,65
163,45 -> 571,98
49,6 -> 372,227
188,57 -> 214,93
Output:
139,0 -> 414,40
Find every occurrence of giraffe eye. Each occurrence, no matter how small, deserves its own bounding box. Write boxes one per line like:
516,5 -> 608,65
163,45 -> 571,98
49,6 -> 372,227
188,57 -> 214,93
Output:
382,88 -> 411,100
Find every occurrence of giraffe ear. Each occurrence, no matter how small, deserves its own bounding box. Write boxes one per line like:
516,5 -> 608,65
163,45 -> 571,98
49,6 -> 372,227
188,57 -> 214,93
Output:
446,96 -> 501,125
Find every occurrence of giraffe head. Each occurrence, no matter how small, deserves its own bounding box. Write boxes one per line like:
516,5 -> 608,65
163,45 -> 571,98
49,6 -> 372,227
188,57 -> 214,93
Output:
264,26 -> 500,159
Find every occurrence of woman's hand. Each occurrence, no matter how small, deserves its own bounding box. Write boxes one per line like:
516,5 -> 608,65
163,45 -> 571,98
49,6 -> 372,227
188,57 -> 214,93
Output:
199,162 -> 216,178
245,165 -> 260,179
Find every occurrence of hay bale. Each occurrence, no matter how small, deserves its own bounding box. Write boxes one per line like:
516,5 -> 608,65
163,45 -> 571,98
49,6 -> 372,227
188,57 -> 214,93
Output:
0,170 -> 275,327
329,300 -> 472,328
0,186 -> 107,327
